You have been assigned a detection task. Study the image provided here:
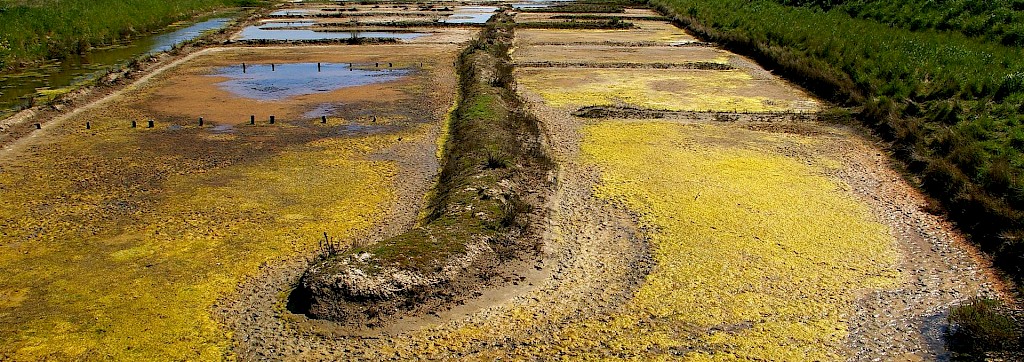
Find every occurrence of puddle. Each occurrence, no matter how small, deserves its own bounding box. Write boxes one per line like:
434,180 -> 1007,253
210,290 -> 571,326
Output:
209,63 -> 413,100
0,16 -> 233,116
439,6 -> 499,24
303,103 -> 341,118
211,124 -> 236,134
237,25 -> 427,41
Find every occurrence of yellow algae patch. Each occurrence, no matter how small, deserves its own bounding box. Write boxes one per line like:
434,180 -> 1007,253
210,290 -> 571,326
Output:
516,68 -> 820,112
566,121 -> 898,360
512,45 -> 731,65
0,125 -> 398,360
515,28 -> 697,46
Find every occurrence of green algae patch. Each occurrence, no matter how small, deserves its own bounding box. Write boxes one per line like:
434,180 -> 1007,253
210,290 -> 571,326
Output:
567,121 -> 898,360
0,121 -> 401,360
517,68 -> 820,113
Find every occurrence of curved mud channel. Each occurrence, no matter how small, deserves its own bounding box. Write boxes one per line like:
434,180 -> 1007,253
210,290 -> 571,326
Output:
0,2 -> 1008,361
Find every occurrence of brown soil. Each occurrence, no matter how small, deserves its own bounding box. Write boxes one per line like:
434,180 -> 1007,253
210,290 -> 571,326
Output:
131,45 -> 449,126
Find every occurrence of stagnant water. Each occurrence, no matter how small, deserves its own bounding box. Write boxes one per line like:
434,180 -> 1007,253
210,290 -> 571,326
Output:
438,6 -> 499,24
0,15 -> 234,118
209,63 -> 413,101
237,21 -> 428,41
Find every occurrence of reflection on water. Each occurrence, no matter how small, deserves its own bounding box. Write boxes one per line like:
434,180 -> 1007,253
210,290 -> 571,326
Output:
151,18 -> 231,53
211,124 -> 235,133
0,16 -> 233,117
209,63 -> 412,100
439,6 -> 499,24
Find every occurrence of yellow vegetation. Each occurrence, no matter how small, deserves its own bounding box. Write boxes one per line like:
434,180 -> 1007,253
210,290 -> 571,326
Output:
0,119 -> 401,359
571,121 -> 898,360
515,28 -> 697,46
391,121 -> 897,360
516,68 -> 820,112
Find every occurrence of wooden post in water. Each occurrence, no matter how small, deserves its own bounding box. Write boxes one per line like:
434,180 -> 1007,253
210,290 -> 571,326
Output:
271,63 -> 276,71
250,115 -> 255,125
321,116 -> 327,123
269,115 -> 275,124
318,63 -> 321,72
242,63 -> 247,73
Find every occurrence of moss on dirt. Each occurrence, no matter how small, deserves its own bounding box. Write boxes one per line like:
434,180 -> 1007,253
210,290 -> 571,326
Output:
516,68 -> 819,113
0,124 -> 398,359
0,43 -> 457,359
566,121 -> 899,359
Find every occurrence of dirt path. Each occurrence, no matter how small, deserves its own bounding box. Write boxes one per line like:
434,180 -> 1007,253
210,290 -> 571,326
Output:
827,129 -> 1007,361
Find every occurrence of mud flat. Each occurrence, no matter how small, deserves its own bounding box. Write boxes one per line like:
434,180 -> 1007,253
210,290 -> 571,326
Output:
476,6 -> 1006,360
250,5 -> 1006,360
0,42 -> 459,360
0,3 -> 1008,361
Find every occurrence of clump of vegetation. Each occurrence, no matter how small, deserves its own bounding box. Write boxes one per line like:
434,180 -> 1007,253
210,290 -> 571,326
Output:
516,19 -> 635,29
654,0 -> 1024,305
519,1 -> 630,13
550,14 -> 667,21
0,0 -> 262,70
947,297 -> 1023,360
297,12 -> 553,325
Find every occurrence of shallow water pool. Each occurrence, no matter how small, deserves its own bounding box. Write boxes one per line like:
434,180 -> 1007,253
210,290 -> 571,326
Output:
209,63 -> 413,100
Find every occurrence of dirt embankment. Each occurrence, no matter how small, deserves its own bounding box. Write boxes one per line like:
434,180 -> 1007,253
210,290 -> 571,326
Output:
291,11 -> 556,329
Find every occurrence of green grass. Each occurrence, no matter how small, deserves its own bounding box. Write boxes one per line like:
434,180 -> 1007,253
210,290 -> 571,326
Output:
773,0 -> 1024,47
519,0 -> 643,13
947,297 -> 1022,360
0,0 -> 258,70
653,0 -> 1024,290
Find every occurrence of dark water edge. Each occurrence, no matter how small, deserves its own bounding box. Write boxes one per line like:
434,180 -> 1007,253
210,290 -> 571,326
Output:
0,13 -> 236,119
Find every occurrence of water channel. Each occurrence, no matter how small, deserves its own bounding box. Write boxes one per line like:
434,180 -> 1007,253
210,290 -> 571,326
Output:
0,14 -> 235,118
